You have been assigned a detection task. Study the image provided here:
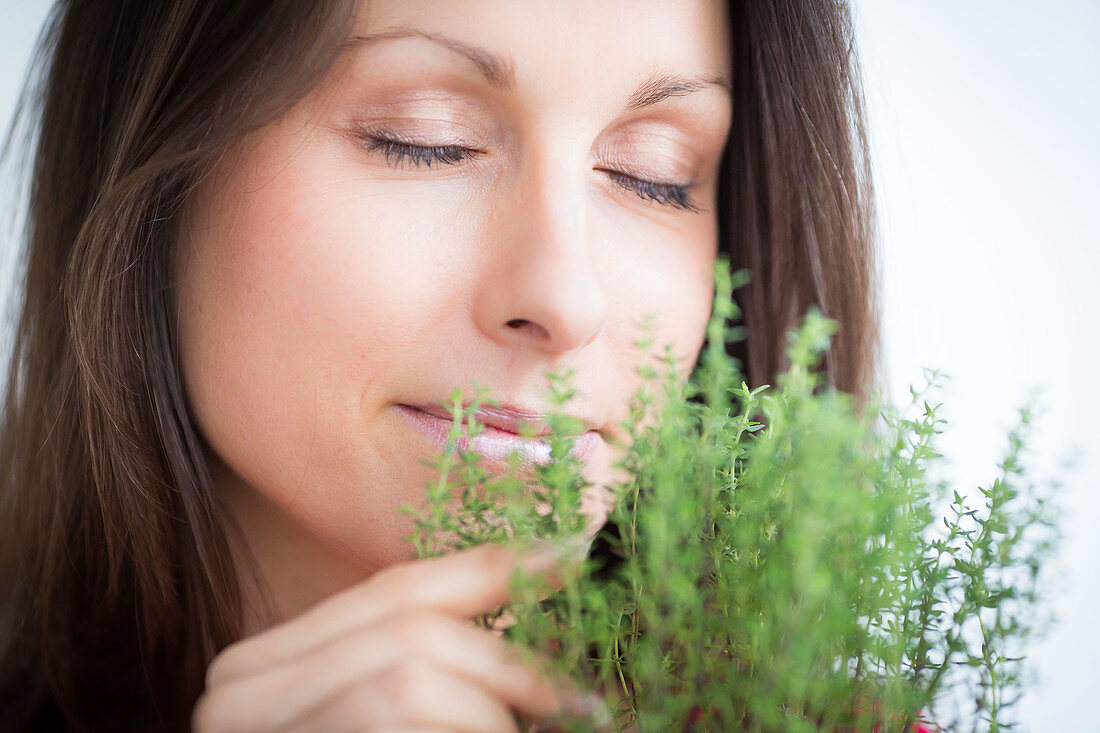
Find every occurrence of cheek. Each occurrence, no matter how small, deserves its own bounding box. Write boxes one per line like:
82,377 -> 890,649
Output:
172,131 -> 482,565
606,212 -> 718,379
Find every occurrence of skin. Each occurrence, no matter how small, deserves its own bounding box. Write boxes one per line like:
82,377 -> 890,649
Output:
177,0 -> 731,728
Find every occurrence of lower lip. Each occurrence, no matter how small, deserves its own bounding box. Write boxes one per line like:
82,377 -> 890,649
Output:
395,404 -> 598,471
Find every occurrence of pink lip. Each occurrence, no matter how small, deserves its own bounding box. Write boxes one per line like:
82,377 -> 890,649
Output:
395,404 -> 599,472
408,401 -> 594,437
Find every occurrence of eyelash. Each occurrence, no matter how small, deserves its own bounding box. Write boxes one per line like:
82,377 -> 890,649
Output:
359,134 -> 702,213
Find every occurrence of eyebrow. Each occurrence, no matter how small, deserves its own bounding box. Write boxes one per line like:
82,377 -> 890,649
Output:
343,28 -> 731,111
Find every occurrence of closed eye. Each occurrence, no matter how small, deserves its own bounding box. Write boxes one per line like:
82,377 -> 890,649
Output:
357,133 -> 702,213
595,168 -> 701,213
362,134 -> 481,168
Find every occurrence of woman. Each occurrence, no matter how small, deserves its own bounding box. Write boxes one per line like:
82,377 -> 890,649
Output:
0,0 -> 877,730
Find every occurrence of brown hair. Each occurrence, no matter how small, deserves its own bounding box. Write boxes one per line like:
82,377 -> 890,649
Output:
0,1 -> 877,730
718,1 -> 878,394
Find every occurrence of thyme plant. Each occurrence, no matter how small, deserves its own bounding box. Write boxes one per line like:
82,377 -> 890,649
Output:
399,258 -> 1057,733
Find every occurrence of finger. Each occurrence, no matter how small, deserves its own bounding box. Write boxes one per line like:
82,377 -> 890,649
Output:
209,539 -> 579,688
213,609 -> 595,729
283,659 -> 521,733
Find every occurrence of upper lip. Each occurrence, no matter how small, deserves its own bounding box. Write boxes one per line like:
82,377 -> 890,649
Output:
404,401 -> 598,437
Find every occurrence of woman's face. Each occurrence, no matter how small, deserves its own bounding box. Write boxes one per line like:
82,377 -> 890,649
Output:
174,0 -> 731,618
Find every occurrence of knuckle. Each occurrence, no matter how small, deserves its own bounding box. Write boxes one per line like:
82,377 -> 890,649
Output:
377,658 -> 437,712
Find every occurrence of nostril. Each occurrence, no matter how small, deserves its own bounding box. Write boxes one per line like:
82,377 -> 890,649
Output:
505,318 -> 551,341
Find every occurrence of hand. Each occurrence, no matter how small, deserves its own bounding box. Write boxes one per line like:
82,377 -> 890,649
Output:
192,541 -> 602,732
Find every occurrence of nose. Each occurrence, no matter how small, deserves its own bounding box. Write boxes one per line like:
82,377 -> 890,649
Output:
472,154 -> 610,356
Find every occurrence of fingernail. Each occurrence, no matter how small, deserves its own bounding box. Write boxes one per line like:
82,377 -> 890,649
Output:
554,686 -> 612,726
585,692 -> 614,728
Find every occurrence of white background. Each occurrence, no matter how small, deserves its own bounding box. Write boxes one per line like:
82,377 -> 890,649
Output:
852,2 -> 1099,728
1,2 -> 1096,729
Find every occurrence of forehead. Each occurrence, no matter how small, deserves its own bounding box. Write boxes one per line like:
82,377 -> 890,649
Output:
347,0 -> 732,107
